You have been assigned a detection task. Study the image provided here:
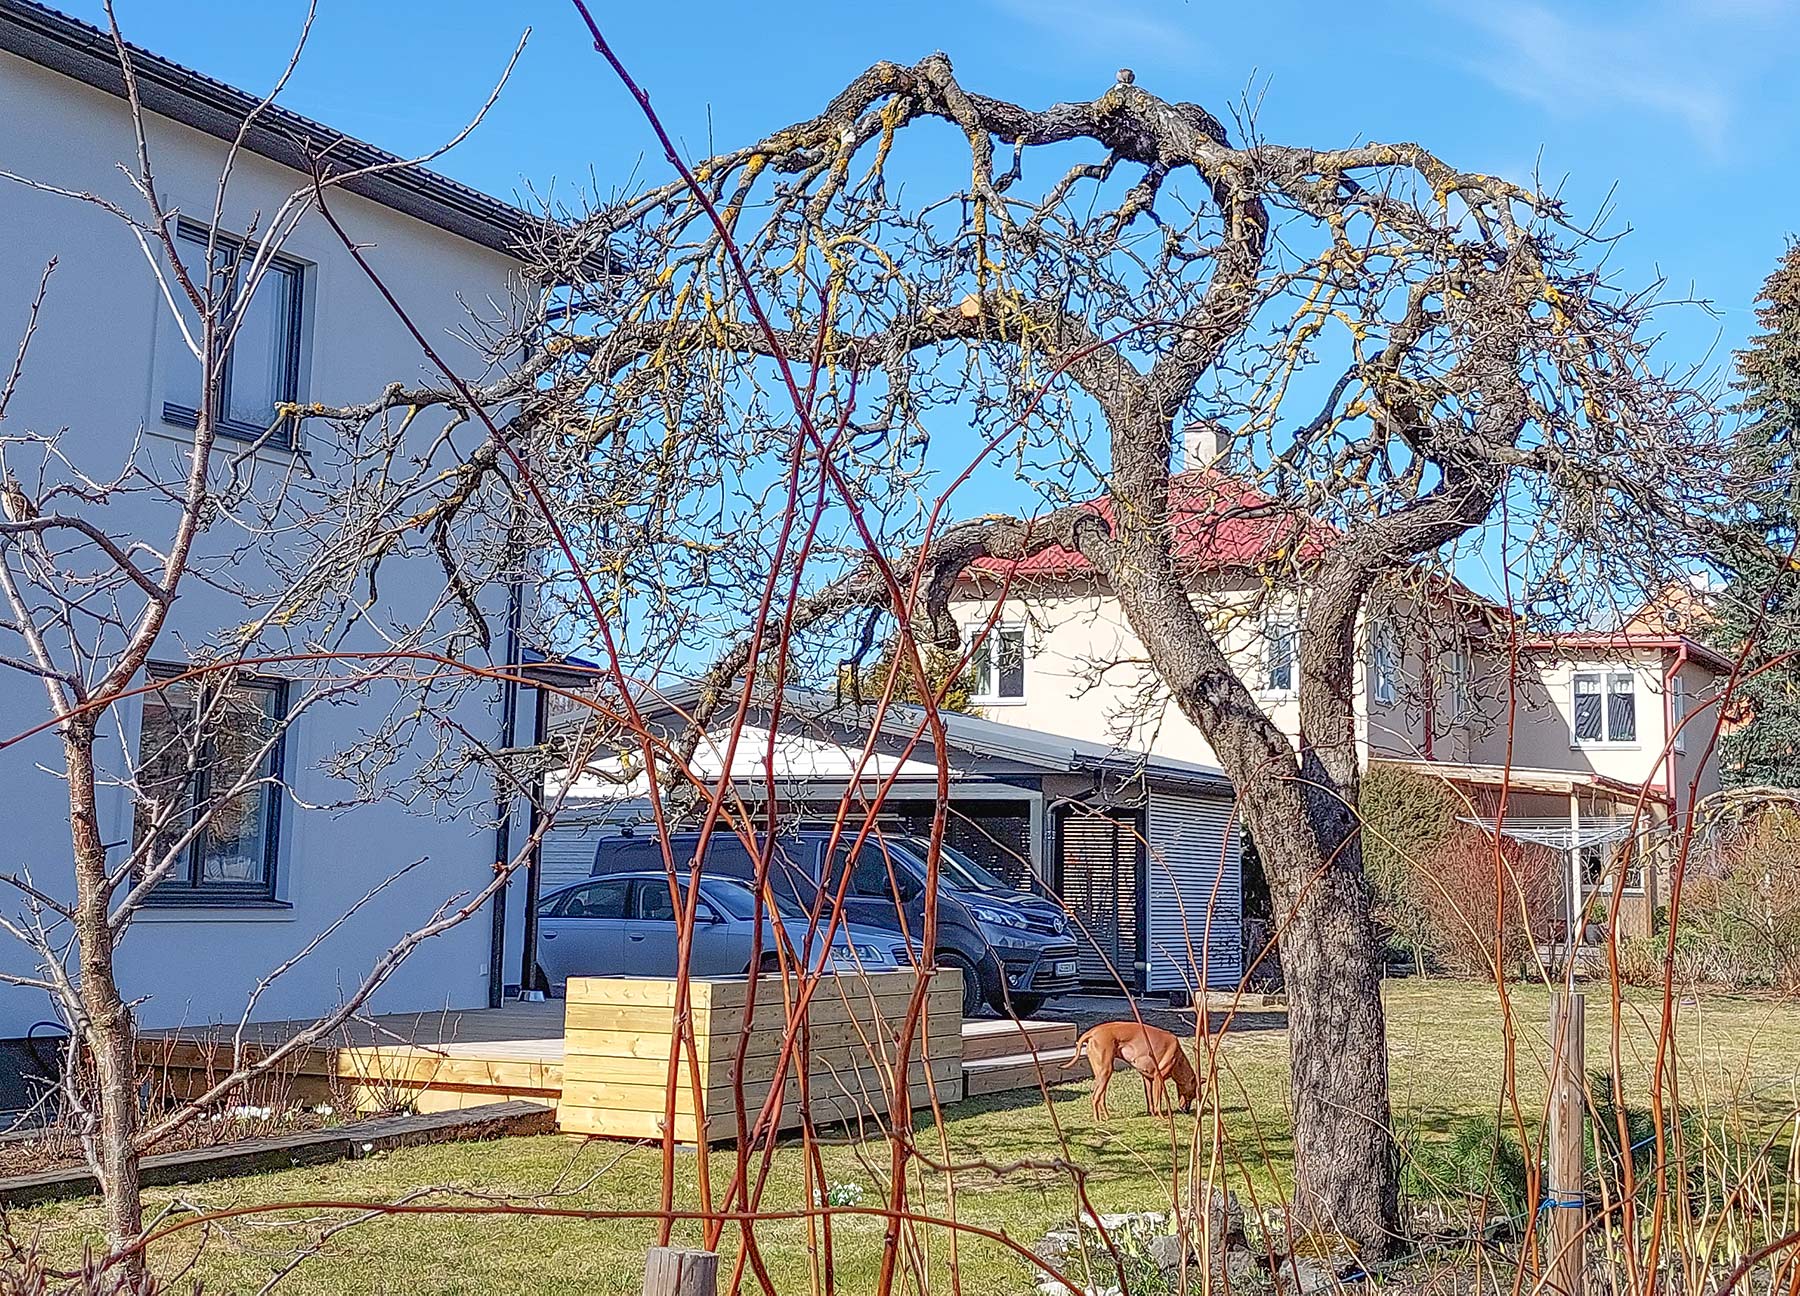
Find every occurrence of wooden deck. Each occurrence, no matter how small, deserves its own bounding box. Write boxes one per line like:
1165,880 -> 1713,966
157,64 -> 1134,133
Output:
138,1002 -> 569,1114
138,999 -> 1080,1122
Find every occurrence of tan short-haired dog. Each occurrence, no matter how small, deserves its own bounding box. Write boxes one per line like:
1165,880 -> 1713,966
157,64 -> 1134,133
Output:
1063,1021 -> 1198,1118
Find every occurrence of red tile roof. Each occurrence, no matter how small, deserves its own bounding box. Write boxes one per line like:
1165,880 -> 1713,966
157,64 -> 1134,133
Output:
964,469 -> 1328,580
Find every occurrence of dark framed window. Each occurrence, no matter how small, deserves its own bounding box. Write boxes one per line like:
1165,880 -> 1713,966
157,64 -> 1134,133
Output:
1572,669 -> 1636,745
134,664 -> 288,902
1370,620 -> 1400,706
1265,614 -> 1296,695
972,624 -> 1026,701
162,222 -> 306,446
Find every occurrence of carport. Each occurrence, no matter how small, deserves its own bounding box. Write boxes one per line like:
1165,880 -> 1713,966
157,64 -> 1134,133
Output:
539,684 -> 1244,997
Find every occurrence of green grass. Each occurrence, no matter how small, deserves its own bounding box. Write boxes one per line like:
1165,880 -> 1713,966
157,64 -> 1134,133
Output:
15,981 -> 1800,1295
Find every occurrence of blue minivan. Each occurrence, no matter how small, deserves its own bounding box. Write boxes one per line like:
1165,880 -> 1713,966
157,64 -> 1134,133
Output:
590,829 -> 1078,1018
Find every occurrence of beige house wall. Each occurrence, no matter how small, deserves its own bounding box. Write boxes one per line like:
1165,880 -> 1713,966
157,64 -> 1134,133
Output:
951,579 -> 1727,824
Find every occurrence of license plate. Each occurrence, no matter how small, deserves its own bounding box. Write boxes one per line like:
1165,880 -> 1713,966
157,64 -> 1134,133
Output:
1054,959 -> 1077,978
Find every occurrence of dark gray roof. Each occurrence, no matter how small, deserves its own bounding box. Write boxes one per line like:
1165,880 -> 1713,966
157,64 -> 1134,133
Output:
0,0 -> 540,258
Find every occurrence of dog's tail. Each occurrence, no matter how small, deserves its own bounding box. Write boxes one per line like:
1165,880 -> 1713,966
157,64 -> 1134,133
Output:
1059,1029 -> 1094,1071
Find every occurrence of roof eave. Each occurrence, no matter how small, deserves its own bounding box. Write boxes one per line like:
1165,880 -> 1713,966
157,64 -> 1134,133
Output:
0,0 -> 540,260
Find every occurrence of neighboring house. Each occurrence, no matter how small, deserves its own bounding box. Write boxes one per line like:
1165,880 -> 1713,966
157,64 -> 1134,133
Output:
539,683 -> 1245,997
951,426 -> 1731,944
1620,579 -> 1717,638
0,2 -> 550,1051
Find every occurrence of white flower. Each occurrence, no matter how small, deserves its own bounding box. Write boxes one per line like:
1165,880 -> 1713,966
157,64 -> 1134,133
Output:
820,1183 -> 864,1208
311,1104 -> 335,1117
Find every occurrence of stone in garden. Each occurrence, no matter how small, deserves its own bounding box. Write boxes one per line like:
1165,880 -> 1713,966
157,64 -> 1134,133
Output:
1278,1255 -> 1338,1294
1226,1247 -> 1269,1291
1149,1232 -> 1186,1275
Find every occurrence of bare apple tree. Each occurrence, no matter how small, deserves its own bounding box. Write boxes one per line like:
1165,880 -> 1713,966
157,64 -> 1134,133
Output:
320,56 -> 1719,1255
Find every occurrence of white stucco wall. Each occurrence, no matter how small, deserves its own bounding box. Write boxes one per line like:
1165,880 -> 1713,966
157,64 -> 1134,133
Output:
949,576 -> 1483,768
0,51 -> 530,1037
951,577 -> 1726,822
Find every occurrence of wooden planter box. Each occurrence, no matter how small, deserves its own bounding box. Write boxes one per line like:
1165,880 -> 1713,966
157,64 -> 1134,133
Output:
557,970 -> 963,1143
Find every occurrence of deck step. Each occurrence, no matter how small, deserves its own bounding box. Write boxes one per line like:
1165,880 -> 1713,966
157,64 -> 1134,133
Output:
961,1047 -> 1083,1097
960,1018 -> 1077,1062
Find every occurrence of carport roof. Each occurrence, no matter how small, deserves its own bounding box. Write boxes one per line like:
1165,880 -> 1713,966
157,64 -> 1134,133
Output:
641,681 -> 1232,793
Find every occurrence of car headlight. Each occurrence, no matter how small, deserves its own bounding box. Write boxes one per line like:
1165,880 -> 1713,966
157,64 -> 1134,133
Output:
964,900 -> 1030,931
827,944 -> 892,968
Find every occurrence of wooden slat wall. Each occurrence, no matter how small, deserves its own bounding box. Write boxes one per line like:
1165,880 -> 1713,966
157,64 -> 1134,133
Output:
1058,810 -> 1141,988
557,971 -> 963,1143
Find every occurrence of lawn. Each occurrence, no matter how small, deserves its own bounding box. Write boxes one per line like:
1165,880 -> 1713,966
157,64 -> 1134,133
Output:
15,981 -> 1800,1295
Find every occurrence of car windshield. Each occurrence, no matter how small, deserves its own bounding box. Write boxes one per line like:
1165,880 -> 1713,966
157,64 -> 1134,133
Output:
902,839 -> 1011,895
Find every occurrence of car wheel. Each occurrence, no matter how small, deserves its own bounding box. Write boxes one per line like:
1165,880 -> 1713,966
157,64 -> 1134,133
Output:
938,952 -> 985,1019
996,991 -> 1047,1019
751,952 -> 783,977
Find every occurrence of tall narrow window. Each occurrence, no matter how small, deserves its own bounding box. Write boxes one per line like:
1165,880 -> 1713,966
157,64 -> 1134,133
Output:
1265,613 -> 1296,695
135,664 -> 288,901
1371,621 -> 1399,706
1445,645 -> 1473,722
163,223 -> 306,445
972,624 -> 1026,701
1572,669 -> 1636,745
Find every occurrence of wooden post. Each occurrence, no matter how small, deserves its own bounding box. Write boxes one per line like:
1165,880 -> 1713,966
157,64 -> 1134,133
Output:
642,1247 -> 719,1296
1547,992 -> 1586,1296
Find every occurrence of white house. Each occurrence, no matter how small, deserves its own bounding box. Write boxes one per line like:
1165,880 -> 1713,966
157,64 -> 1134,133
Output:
951,426 -> 1730,942
0,1 -> 549,1058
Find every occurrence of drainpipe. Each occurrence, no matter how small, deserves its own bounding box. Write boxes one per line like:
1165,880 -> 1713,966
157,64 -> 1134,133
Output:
517,680 -> 550,997
1663,643 -> 1688,810
1422,663 -> 1436,761
487,575 -> 525,1008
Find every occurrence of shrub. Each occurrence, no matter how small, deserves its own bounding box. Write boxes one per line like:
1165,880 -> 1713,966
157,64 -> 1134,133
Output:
1401,1115 -> 1531,1223
1669,805 -> 1800,993
1359,767 -> 1460,971
1416,827 -> 1559,980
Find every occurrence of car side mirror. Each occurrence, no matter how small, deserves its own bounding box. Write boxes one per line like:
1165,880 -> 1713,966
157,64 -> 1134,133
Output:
696,903 -> 725,925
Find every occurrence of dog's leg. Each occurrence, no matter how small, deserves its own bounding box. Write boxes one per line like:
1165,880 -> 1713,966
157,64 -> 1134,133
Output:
1091,1061 -> 1112,1119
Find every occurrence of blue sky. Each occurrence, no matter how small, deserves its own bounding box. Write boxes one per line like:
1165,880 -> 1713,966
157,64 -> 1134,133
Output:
72,0 -> 1799,375
55,1 -> 1800,616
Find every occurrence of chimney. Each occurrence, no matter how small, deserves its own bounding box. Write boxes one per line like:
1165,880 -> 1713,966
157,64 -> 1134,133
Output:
1181,420 -> 1229,471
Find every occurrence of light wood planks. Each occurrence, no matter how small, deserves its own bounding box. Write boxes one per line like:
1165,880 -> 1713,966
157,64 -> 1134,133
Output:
136,988 -> 1080,1127
558,971 -> 964,1143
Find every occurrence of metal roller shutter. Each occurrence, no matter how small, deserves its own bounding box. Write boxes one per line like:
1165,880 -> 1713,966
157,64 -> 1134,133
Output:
1144,789 -> 1242,992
